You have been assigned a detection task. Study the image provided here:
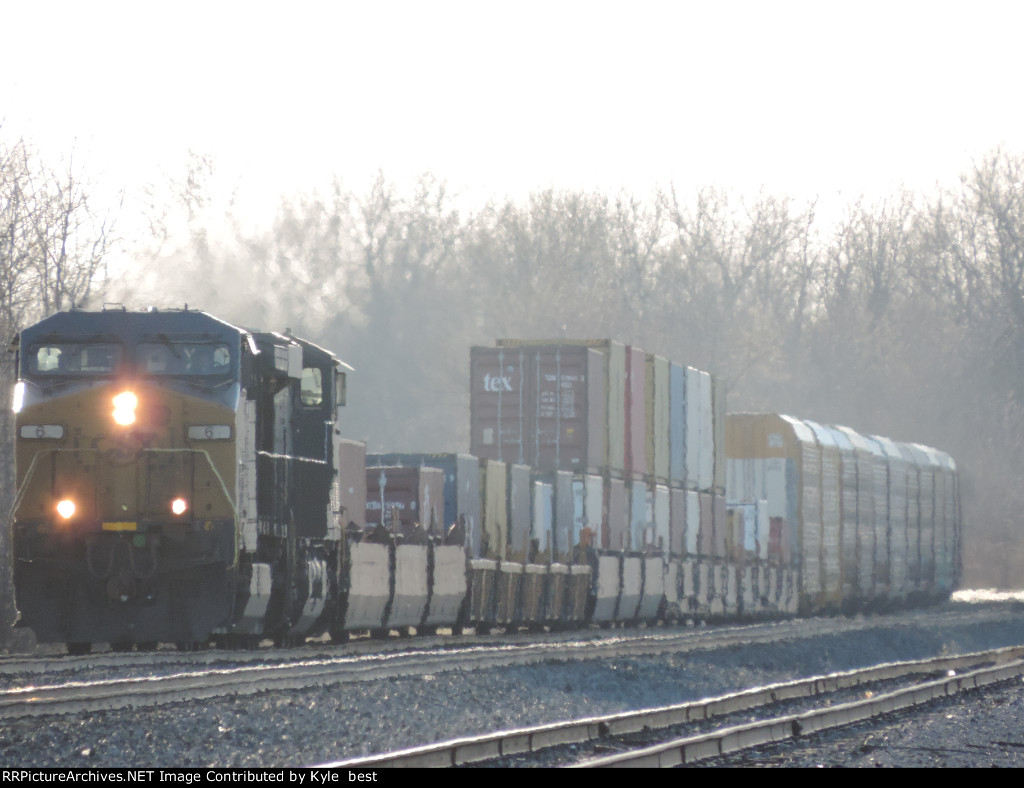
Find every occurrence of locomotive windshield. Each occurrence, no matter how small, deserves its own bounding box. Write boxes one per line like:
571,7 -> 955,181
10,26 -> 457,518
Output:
26,342 -> 122,375
23,340 -> 234,379
137,341 -> 232,377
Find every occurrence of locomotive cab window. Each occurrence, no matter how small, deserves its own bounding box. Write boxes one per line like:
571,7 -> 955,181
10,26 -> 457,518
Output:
300,367 -> 323,407
137,342 -> 232,376
26,342 -> 122,375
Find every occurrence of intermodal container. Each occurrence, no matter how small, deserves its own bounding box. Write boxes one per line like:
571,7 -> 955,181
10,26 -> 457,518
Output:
625,345 -> 646,476
628,475 -> 648,551
470,346 -> 530,465
531,477 -> 553,560
653,483 -> 670,553
488,340 -> 626,473
669,486 -> 686,556
553,470 -> 575,562
669,361 -> 686,487
508,463 -> 532,562
712,374 -> 726,493
531,345 -> 607,472
480,459 -> 508,560
604,475 -> 628,550
572,473 -> 604,556
365,465 -> 445,534
366,452 -> 482,555
645,354 -> 670,483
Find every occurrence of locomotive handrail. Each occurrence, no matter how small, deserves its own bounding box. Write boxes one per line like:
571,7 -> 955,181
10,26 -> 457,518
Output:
9,446 -> 237,523
142,447 -> 238,519
255,449 -> 328,466
133,447 -> 239,569
9,448 -> 56,522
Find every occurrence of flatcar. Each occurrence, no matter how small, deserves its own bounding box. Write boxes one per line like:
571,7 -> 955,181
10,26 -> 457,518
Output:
6,308 -> 962,652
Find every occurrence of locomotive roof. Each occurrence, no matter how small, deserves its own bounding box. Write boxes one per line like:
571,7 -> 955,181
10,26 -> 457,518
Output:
16,308 -> 353,370
17,307 -> 246,345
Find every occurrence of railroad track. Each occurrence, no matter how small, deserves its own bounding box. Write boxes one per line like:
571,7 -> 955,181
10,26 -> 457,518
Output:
0,601 -> 1012,681
5,618 -> 884,718
317,644 -> 1024,768
2,604 -> 1021,721
0,624 -> 839,718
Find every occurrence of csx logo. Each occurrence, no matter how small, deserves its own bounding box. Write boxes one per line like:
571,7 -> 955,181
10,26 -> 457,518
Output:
483,374 -> 513,392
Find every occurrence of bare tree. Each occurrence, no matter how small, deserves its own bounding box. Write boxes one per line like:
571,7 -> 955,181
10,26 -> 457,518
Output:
0,132 -> 117,644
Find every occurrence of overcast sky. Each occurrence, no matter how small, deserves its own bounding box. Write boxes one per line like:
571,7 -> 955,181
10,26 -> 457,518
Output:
3,0 -> 1022,223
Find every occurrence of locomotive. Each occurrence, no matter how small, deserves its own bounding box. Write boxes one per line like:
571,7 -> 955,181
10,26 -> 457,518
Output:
6,307 -> 961,653
9,307 -> 354,652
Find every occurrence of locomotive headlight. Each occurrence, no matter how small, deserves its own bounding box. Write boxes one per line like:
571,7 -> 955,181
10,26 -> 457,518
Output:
12,381 -> 25,414
56,499 -> 76,519
112,391 -> 138,426
171,498 -> 188,516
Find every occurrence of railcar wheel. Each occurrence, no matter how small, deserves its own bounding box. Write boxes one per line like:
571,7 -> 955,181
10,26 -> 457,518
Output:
274,634 -> 305,648
111,641 -> 134,653
66,642 -> 91,656
135,641 -> 159,652
175,640 -> 209,652
328,628 -> 349,644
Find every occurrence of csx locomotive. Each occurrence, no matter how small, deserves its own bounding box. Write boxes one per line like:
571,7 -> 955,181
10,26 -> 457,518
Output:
9,307 -> 354,652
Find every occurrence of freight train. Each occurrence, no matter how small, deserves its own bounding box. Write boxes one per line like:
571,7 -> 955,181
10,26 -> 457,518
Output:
6,308 -> 961,652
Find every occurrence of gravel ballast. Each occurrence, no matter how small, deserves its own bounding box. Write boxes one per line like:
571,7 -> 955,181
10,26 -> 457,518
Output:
3,599 -> 1024,768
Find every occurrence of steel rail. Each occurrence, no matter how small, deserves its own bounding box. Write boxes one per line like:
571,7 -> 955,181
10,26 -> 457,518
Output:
315,644 -> 1024,768
573,656 -> 1024,767
0,625 -> 857,719
3,608 -> 1022,722
0,603 -> 1012,679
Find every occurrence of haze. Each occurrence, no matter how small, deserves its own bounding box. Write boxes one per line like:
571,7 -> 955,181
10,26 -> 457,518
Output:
3,1 -> 1021,218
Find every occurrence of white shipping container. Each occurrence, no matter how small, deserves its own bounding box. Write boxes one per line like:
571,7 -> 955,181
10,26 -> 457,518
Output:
654,484 -> 670,553
532,480 -> 553,555
685,490 -> 700,555
572,473 -> 604,554
629,478 -> 647,551
646,354 -> 671,482
698,370 -> 714,491
684,367 -> 702,490
712,374 -> 726,492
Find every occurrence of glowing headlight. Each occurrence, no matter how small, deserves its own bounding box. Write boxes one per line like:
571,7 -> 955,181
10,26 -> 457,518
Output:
171,498 -> 188,516
12,381 -> 24,414
56,499 -> 76,519
112,391 -> 138,426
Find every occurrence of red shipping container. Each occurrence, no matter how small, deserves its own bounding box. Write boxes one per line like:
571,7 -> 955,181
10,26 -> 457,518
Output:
624,345 -> 647,476
366,466 -> 445,536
